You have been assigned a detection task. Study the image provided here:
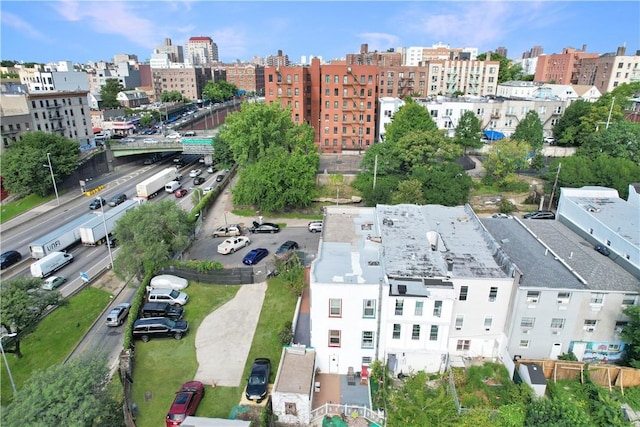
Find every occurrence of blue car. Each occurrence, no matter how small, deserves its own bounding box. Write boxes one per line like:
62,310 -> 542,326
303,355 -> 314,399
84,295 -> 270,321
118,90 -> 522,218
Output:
242,248 -> 269,265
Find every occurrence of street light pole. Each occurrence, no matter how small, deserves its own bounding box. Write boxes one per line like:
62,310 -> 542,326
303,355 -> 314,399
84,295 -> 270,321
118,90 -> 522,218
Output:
1,333 -> 18,394
99,199 -> 114,269
45,152 -> 60,206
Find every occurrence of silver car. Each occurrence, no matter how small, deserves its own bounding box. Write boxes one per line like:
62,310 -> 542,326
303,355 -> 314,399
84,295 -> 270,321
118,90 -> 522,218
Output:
105,303 -> 131,327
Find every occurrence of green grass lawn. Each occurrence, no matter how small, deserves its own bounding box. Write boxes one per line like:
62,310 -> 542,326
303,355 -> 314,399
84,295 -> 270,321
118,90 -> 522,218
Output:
0,287 -> 112,406
0,193 -> 56,223
132,278 -> 299,427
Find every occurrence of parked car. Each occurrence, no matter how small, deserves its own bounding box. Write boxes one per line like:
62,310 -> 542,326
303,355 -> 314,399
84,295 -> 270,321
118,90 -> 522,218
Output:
491,213 -> 511,219
140,302 -> 184,320
147,288 -> 189,306
217,236 -> 251,255
594,244 -> 611,257
89,197 -> 106,210
212,225 -> 242,238
275,240 -> 299,260
523,210 -> 556,220
308,221 -> 323,233
150,274 -> 189,291
193,177 -> 205,185
0,250 -> 22,269
132,317 -> 189,342
41,275 -> 66,290
105,302 -> 131,327
242,248 -> 269,265
108,193 -> 127,207
245,358 -> 271,403
175,189 -> 188,198
250,222 -> 280,234
189,169 -> 202,178
166,381 -> 205,427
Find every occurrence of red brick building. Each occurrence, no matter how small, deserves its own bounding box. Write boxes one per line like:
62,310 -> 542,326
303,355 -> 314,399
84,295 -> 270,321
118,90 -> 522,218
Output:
534,46 -> 599,84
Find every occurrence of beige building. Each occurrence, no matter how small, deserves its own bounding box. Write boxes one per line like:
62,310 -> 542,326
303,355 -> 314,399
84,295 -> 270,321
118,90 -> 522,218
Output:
185,36 -> 218,66
575,46 -> 640,94
151,67 -> 212,101
222,63 -> 265,95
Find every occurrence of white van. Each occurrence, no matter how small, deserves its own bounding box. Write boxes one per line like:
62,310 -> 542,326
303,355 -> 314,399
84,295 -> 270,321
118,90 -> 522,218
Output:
147,288 -> 189,306
30,251 -> 74,278
165,180 -> 182,193
150,274 -> 189,291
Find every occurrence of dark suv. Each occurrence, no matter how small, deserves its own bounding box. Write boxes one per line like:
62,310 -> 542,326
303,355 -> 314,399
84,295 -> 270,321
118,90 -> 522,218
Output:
245,358 -> 271,403
132,317 -> 189,342
0,250 -> 22,269
109,193 -> 127,207
140,302 -> 185,320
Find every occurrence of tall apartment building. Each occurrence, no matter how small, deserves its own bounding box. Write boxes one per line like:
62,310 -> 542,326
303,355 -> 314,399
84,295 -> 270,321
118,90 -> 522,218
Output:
266,50 -> 290,67
495,46 -> 508,58
575,46 -> 640,94
418,58 -> 500,97
113,54 -> 139,65
398,43 -> 477,66
151,67 -> 212,101
155,38 -> 184,63
185,36 -> 218,66
346,44 -> 402,67
18,61 -> 89,93
534,45 -> 599,84
223,63 -> 265,95
522,45 -> 544,59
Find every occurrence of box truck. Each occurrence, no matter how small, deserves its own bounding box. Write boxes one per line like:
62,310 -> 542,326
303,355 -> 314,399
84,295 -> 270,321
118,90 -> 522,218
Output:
30,251 -> 74,278
165,180 -> 182,193
79,199 -> 138,245
136,168 -> 180,199
29,213 -> 97,259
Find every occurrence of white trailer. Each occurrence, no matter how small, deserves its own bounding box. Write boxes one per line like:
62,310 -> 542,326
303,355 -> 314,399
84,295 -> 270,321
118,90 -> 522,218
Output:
136,168 -> 179,199
30,251 -> 74,278
29,213 -> 97,259
79,199 -> 138,245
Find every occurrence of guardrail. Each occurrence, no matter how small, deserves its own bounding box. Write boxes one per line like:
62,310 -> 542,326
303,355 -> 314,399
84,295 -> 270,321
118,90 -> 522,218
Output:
310,403 -> 385,426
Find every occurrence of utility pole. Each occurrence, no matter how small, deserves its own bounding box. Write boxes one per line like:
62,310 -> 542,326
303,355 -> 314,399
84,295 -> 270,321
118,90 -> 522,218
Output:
548,162 -> 561,210
605,96 -> 615,130
373,154 -> 378,190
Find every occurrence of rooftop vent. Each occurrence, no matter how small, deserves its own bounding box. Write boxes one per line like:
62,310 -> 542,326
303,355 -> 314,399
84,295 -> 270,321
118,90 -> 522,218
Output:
383,218 -> 394,226
398,285 -> 407,295
586,205 -> 601,213
368,261 -> 380,266
427,230 -> 438,251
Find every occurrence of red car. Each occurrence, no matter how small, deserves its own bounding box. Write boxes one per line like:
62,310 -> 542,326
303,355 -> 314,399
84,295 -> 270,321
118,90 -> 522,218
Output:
166,381 -> 205,426
174,189 -> 188,198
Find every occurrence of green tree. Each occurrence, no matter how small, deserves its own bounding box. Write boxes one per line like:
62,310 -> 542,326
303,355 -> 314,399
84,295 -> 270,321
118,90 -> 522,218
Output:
396,129 -> 463,170
139,113 -> 153,128
553,100 -> 593,146
1,60 -> 18,67
203,80 -> 238,103
99,78 -> 125,109
416,163 -> 473,206
0,277 -> 64,358
160,90 -> 183,102
392,179 -> 425,204
211,137 -> 235,168
384,98 -> 438,144
577,120 -> 640,163
477,52 -> 514,83
112,200 -> 192,279
354,174 -> 399,207
0,131 -> 79,197
3,353 -> 124,426
512,110 -> 544,150
455,110 -> 483,153
483,139 -> 531,184
622,305 -> 640,368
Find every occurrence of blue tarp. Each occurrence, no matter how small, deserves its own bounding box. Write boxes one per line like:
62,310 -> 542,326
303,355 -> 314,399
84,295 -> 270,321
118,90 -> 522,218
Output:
484,130 -> 505,140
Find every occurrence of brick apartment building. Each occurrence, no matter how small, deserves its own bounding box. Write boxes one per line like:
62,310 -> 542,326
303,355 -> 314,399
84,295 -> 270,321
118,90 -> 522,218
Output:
151,67 -> 212,101
534,45 -> 599,85
223,63 -> 265,95
575,46 -> 640,94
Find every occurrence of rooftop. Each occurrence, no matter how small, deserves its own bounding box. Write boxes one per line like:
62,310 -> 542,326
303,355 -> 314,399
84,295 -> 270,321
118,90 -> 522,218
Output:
273,346 -> 315,395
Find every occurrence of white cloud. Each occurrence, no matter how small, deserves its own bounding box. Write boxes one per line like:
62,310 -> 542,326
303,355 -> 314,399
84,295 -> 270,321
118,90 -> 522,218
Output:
1,11 -> 49,41
358,32 -> 401,52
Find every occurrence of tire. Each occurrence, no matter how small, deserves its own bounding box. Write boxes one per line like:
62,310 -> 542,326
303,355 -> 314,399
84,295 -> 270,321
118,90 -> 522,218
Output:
231,248 -> 235,253
270,230 -> 275,234
141,335 -> 150,343
174,333 -> 183,340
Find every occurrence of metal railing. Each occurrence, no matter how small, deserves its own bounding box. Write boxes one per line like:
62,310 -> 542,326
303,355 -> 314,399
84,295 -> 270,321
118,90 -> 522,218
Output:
310,403 -> 386,426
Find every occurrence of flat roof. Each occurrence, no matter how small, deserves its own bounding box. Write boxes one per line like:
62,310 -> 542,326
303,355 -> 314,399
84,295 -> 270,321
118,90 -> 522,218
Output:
481,218 -> 640,292
273,347 -> 315,395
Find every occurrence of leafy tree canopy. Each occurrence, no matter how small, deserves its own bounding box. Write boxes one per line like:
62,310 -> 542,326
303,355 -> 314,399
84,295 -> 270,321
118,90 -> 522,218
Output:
576,120 -> 640,163
553,100 -> 593,145
384,98 -> 437,144
396,129 -> 463,170
476,52 -> 518,83
100,78 -> 125,109
1,60 -> 18,67
211,137 -> 235,168
482,139 -> 532,184
203,80 -> 238,103
0,131 -> 79,197
160,90 -> 184,102
113,200 -> 193,279
414,163 -> 473,206
392,179 -> 426,205
454,110 -> 483,152
622,305 -> 640,368
3,353 -> 124,427
0,276 -> 64,357
511,110 -> 544,150
139,113 -> 153,128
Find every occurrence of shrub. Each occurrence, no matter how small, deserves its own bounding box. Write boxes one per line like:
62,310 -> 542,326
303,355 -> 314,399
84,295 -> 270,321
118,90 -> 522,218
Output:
278,321 -> 293,345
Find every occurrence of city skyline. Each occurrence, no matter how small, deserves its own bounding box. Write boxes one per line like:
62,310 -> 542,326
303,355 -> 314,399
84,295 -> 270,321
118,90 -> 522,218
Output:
1,1 -> 639,65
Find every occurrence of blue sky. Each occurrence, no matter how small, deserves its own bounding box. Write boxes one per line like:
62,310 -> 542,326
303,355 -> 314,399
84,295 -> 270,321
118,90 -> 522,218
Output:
1,1 -> 638,64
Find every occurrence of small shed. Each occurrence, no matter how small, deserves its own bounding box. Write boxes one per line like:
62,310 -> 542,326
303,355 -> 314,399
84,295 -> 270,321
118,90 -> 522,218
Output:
271,345 -> 316,425
518,363 -> 547,397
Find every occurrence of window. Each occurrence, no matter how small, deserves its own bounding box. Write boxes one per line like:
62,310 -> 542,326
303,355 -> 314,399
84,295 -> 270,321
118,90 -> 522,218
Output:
415,301 -> 423,316
489,287 -> 498,302
362,331 -> 374,348
392,324 -> 401,339
484,316 -> 493,331
362,356 -> 372,365
395,299 -> 404,316
412,325 -> 420,340
550,318 -> 565,329
329,330 -> 341,347
329,299 -> 341,317
622,294 -> 637,306
526,291 -> 540,303
521,317 -> 535,328
459,286 -> 468,301
615,321 -> 628,333
456,340 -> 470,351
430,325 -> 438,341
363,299 -> 376,318
519,340 -> 530,348
433,301 -> 442,317
584,319 -> 597,331
557,292 -> 571,304
455,315 -> 464,330
590,293 -> 604,304
285,402 -> 297,415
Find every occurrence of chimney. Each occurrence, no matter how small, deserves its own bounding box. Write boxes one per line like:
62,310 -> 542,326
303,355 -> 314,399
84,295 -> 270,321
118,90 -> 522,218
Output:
361,44 -> 368,54
278,49 -> 283,56
617,46 -> 626,56
446,257 -> 454,273
582,44 -> 587,52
